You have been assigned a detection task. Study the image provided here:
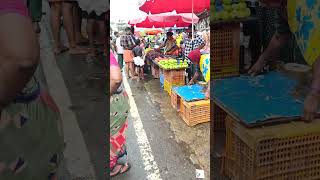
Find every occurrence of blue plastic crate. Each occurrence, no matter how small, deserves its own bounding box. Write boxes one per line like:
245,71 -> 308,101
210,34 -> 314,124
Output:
160,74 -> 164,84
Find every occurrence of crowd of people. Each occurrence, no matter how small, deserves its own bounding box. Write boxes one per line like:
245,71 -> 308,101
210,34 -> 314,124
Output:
46,0 -> 107,56
110,25 -> 210,81
109,24 -> 210,177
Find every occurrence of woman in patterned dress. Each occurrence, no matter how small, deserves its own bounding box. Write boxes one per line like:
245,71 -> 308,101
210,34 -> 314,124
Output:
249,0 -> 320,121
110,52 -> 131,177
0,1 -> 64,179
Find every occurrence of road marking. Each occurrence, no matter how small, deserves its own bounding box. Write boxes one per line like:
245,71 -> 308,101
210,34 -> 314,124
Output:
122,77 -> 162,180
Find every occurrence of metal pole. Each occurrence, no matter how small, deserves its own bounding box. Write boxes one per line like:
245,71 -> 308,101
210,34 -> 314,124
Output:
192,0 -> 194,40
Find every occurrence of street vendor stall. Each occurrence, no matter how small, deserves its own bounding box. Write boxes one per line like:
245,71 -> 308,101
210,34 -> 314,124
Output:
212,71 -> 320,179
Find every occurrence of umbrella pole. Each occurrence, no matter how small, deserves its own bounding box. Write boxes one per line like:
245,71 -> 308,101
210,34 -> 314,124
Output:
192,0 -> 194,41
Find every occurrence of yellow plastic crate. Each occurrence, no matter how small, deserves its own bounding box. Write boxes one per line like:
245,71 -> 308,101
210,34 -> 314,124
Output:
164,80 -> 184,96
224,115 -> 320,180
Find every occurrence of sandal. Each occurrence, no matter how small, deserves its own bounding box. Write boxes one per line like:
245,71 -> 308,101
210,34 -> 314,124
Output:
110,163 -> 131,177
54,46 -> 69,55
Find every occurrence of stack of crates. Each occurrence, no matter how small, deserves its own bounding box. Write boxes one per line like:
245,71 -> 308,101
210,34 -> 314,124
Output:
211,103 -> 227,131
211,23 -> 240,79
163,69 -> 185,95
152,63 -> 160,79
224,115 -> 320,180
160,73 -> 164,90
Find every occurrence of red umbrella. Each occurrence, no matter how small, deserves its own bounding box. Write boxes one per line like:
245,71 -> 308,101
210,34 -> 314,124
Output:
139,0 -> 210,14
128,12 -> 198,28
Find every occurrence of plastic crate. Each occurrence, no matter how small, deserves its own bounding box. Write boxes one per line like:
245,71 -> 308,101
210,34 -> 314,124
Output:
160,73 -> 164,84
164,79 -> 184,96
211,23 -> 240,79
179,99 -> 210,126
164,69 -> 186,84
224,115 -> 320,180
171,90 -> 181,111
151,64 -> 160,79
211,103 -> 227,131
212,64 -> 239,79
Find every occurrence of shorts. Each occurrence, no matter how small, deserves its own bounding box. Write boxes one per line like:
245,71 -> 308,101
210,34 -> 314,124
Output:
123,50 -> 134,63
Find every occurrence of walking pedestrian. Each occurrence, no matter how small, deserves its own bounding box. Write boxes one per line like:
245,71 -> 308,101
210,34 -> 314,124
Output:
115,32 -> 124,71
110,51 -> 131,177
0,1 -> 64,179
77,0 -> 107,55
48,0 -> 88,55
132,39 -> 145,80
121,27 -> 136,78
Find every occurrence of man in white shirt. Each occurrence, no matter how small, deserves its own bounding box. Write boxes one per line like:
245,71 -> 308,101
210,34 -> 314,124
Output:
115,32 -> 124,70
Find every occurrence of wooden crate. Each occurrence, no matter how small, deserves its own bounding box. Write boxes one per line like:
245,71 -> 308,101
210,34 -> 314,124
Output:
171,90 -> 181,111
211,23 -> 240,79
223,115 -> 320,180
179,99 -> 210,126
164,69 -> 185,84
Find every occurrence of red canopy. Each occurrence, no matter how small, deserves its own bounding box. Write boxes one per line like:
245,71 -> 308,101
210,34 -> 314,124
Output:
128,12 -> 199,28
139,0 -> 210,14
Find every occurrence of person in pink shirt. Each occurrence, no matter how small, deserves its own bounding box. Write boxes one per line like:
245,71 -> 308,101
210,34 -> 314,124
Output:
0,1 -> 64,179
109,51 -> 131,177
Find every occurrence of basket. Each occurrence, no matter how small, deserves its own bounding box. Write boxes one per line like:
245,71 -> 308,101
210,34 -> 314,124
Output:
211,103 -> 227,131
171,90 -> 181,111
224,115 -> 320,180
211,23 -> 240,79
164,69 -> 185,84
164,80 -> 184,96
179,99 -> 210,126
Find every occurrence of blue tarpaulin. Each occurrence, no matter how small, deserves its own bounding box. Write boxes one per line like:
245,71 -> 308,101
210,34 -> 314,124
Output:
212,72 -> 304,125
173,84 -> 206,102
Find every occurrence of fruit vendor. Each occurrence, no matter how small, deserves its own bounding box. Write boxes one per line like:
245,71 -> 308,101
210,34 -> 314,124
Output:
184,25 -> 206,82
187,49 -> 210,98
156,32 -> 179,56
249,0 -> 320,121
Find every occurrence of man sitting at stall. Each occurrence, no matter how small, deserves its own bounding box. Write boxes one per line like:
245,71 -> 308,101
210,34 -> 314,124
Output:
156,32 -> 179,56
248,0 -> 320,121
187,49 -> 210,98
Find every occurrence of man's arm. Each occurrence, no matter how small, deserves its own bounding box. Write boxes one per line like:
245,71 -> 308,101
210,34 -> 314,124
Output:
304,57 -> 320,121
248,32 -> 291,75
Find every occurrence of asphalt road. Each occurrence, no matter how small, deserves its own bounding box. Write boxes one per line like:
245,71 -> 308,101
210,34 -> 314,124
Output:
54,52 -> 199,179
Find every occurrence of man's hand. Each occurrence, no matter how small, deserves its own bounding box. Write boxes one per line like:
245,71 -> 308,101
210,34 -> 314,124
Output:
188,80 -> 194,85
248,58 -> 266,76
303,92 -> 320,122
205,89 -> 210,99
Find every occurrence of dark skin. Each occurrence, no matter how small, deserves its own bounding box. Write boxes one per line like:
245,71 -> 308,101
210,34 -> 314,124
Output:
249,0 -> 320,121
157,35 -> 179,55
0,13 -> 39,110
